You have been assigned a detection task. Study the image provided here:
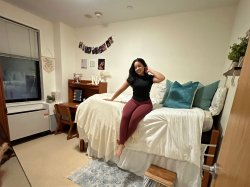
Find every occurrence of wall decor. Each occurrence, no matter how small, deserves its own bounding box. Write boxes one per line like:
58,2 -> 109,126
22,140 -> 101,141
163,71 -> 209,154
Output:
89,59 -> 96,68
42,56 -> 55,73
73,89 -> 83,102
98,59 -> 105,70
81,59 -> 88,69
73,73 -> 82,83
79,36 -> 114,55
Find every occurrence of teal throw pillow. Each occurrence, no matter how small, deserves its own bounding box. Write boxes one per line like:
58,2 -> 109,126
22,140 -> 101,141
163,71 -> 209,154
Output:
163,81 -> 199,109
161,80 -> 192,104
160,80 -> 173,104
193,80 -> 220,110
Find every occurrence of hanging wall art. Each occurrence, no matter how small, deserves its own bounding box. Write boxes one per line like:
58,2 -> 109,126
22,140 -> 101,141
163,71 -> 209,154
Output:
79,36 -> 114,55
42,56 -> 55,73
42,48 -> 55,73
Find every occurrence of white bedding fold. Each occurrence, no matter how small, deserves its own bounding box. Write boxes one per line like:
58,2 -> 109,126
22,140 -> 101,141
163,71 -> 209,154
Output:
75,93 -> 123,159
126,107 -> 204,167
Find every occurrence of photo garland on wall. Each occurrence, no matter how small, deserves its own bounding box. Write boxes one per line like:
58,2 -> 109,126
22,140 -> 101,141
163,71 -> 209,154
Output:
79,36 -> 114,55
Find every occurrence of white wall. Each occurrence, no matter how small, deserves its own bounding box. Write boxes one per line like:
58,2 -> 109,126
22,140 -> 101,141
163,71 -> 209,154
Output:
219,0 -> 250,136
53,22 -> 63,102
0,0 -> 56,101
75,6 -> 236,96
57,22 -> 76,102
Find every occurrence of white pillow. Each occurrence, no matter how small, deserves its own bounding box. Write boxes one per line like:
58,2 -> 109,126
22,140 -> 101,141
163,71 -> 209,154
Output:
151,82 -> 166,103
209,87 -> 228,116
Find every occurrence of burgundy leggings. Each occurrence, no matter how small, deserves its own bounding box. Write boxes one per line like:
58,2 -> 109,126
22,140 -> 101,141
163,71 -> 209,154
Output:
119,98 -> 153,145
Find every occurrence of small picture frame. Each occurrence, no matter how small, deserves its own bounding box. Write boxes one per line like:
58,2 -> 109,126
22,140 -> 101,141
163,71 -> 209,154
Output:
98,59 -> 105,70
73,89 -> 83,102
81,59 -> 87,69
90,60 -> 96,68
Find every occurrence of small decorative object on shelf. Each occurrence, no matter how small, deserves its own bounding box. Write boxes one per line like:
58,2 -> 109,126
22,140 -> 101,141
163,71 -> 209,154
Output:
228,37 -> 248,65
73,73 -> 82,83
224,29 -> 249,81
227,30 -> 250,69
46,94 -> 55,103
91,75 -> 100,85
223,66 -> 241,76
99,71 -> 111,82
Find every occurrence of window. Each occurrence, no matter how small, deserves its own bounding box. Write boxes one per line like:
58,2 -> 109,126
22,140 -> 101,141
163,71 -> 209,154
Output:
0,16 -> 42,103
0,56 -> 41,102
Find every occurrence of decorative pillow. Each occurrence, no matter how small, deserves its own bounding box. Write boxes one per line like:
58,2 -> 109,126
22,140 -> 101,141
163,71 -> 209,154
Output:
160,80 -> 173,104
153,82 -> 166,103
161,80 -> 192,104
163,81 -> 199,109
209,87 -> 228,116
193,80 -> 220,110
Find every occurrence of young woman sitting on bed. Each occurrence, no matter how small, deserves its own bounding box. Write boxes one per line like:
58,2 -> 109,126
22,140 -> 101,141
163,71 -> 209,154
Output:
105,58 -> 165,158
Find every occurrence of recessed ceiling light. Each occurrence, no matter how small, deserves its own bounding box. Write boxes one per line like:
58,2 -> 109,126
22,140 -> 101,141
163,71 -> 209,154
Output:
95,11 -> 103,18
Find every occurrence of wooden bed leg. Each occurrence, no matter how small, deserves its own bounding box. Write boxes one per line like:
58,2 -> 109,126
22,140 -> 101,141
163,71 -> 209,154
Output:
201,128 -> 220,187
80,139 -> 85,152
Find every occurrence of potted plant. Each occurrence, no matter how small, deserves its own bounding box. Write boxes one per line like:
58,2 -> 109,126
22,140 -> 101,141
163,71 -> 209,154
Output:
46,95 -> 55,103
228,30 -> 249,67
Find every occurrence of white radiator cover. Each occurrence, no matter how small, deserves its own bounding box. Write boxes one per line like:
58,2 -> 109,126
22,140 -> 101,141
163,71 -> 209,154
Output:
8,109 -> 50,141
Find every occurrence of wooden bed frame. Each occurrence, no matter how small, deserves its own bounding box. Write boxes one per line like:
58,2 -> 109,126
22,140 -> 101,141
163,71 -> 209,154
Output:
201,126 -> 220,187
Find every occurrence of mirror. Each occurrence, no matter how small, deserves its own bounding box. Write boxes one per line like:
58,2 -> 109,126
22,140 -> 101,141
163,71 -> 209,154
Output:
0,143 -> 31,186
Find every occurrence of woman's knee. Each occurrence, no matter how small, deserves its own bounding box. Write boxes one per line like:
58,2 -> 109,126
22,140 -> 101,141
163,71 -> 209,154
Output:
121,112 -> 131,121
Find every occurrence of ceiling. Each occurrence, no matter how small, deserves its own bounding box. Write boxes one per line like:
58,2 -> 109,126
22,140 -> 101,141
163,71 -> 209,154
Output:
3,0 -> 239,28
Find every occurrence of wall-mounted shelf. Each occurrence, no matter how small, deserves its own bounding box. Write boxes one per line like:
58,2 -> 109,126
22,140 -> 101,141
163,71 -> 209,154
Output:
223,67 -> 242,76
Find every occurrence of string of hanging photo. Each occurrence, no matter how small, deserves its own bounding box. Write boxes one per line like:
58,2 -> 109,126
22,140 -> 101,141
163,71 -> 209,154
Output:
78,36 -> 114,54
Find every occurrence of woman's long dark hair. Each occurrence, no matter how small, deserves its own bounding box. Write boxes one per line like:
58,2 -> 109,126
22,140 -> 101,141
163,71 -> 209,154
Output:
127,58 -> 148,85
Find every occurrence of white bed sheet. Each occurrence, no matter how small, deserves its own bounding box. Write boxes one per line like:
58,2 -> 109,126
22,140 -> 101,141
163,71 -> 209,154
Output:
75,93 -> 211,187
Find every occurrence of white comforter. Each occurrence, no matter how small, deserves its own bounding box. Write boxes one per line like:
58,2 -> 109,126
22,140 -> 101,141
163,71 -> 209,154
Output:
75,93 -> 205,169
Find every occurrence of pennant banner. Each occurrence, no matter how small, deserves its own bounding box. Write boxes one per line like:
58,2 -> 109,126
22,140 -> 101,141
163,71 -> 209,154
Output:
79,36 -> 114,55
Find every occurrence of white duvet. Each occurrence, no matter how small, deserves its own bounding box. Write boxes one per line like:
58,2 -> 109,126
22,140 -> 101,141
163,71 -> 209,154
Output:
75,93 -> 205,169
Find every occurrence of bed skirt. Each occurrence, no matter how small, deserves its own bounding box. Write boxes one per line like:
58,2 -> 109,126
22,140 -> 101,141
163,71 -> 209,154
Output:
87,145 -> 202,187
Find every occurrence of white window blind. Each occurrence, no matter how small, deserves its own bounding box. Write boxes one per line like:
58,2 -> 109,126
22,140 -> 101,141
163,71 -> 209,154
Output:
0,17 -> 39,60
0,20 -> 9,54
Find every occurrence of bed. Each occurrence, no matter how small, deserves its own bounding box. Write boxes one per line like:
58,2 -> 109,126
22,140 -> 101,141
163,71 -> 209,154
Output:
75,85 -> 226,187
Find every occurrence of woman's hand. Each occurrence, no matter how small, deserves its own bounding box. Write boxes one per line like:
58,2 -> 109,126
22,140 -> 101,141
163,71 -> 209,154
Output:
105,81 -> 129,102
146,67 -> 153,75
147,67 -> 165,83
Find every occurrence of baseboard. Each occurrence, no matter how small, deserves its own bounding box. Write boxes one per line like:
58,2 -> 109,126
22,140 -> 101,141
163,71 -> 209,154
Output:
11,130 -> 51,146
